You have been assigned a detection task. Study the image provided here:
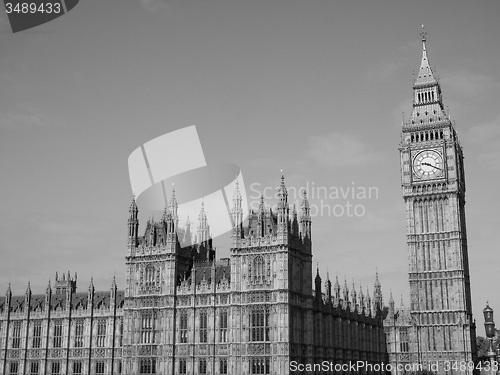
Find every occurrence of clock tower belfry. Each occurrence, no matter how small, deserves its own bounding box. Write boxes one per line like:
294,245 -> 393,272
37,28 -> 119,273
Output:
399,28 -> 477,368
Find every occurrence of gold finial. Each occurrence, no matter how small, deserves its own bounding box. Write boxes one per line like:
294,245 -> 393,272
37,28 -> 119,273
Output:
420,25 -> 427,43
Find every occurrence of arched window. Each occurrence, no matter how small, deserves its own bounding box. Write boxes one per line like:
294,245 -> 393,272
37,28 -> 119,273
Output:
145,265 -> 155,286
219,310 -> 228,342
141,313 -> 154,344
253,256 -> 265,279
250,309 -> 269,342
200,311 -> 208,343
180,312 -> 188,343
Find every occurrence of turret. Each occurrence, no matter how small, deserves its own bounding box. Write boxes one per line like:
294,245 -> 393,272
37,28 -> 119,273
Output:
110,275 -> 117,309
231,182 -> 244,243
197,201 -> 210,245
169,187 -> 179,231
300,191 -> 311,240
6,283 -> 12,305
24,282 -> 31,314
365,287 -> 372,314
358,286 -> 364,309
343,278 -> 349,303
314,266 -> 322,301
351,280 -> 357,308
44,280 -> 52,310
324,271 -> 332,302
87,278 -> 95,310
388,290 -> 395,316
257,194 -> 265,238
183,216 -> 192,246
291,205 -> 299,237
55,270 -> 77,294
128,195 -> 139,247
373,271 -> 383,312
334,276 -> 341,303
276,175 -> 290,237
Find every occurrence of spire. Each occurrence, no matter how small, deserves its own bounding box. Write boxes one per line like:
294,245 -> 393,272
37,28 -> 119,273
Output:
351,280 -> 357,305
259,193 -> 265,213
169,185 -> 178,223
129,194 -> 138,215
334,275 -> 341,301
197,200 -> 210,244
162,202 -> 170,221
373,270 -> 383,311
325,270 -> 332,300
111,275 -> 117,291
232,181 -> 242,211
300,190 -> 311,239
128,195 -> 139,246
183,216 -> 192,246
231,181 -> 244,239
277,174 -> 288,208
343,277 -> 349,302
415,25 -> 437,87
314,265 -> 322,300
388,290 -> 395,316
407,26 -> 449,128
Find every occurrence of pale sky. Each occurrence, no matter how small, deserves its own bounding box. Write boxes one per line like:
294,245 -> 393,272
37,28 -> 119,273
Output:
1,0 -> 499,329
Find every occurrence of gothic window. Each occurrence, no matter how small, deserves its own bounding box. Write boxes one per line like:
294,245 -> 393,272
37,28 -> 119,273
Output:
219,310 -> 228,343
220,358 -> 228,374
145,265 -> 155,286
51,362 -> 60,375
199,359 -> 207,374
200,311 -> 208,343
12,321 -> 21,348
95,361 -> 105,375
250,309 -> 269,342
9,362 -> 19,375
53,321 -> 62,348
179,359 -> 187,374
29,362 -> 39,375
253,256 -> 265,282
141,313 -> 154,344
74,320 -> 84,348
73,361 -> 83,375
32,321 -> 42,348
96,319 -> 106,347
180,312 -> 188,343
399,328 -> 409,352
140,358 -> 156,374
251,357 -> 270,374
119,320 -> 124,347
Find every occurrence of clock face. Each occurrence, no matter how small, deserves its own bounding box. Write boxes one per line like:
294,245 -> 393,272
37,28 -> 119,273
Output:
413,150 -> 444,179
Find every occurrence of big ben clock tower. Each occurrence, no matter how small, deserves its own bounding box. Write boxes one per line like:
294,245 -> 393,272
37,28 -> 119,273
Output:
399,28 -> 477,369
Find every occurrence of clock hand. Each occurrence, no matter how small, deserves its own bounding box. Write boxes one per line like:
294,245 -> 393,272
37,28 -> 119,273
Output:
422,162 -> 442,170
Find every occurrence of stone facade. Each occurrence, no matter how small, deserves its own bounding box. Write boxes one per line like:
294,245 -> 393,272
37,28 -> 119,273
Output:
384,29 -> 478,374
0,178 -> 388,375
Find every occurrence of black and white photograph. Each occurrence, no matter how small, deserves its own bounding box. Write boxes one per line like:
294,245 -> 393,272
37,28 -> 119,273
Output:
1,1 -> 500,374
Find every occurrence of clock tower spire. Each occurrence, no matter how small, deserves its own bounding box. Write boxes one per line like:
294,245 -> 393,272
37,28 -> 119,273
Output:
396,28 -> 477,369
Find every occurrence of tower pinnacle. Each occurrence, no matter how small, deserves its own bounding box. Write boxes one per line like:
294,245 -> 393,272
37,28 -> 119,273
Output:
415,25 -> 436,87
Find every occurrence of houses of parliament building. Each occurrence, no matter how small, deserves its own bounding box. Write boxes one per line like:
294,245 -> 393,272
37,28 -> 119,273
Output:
0,179 -> 388,375
0,30 -> 477,375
